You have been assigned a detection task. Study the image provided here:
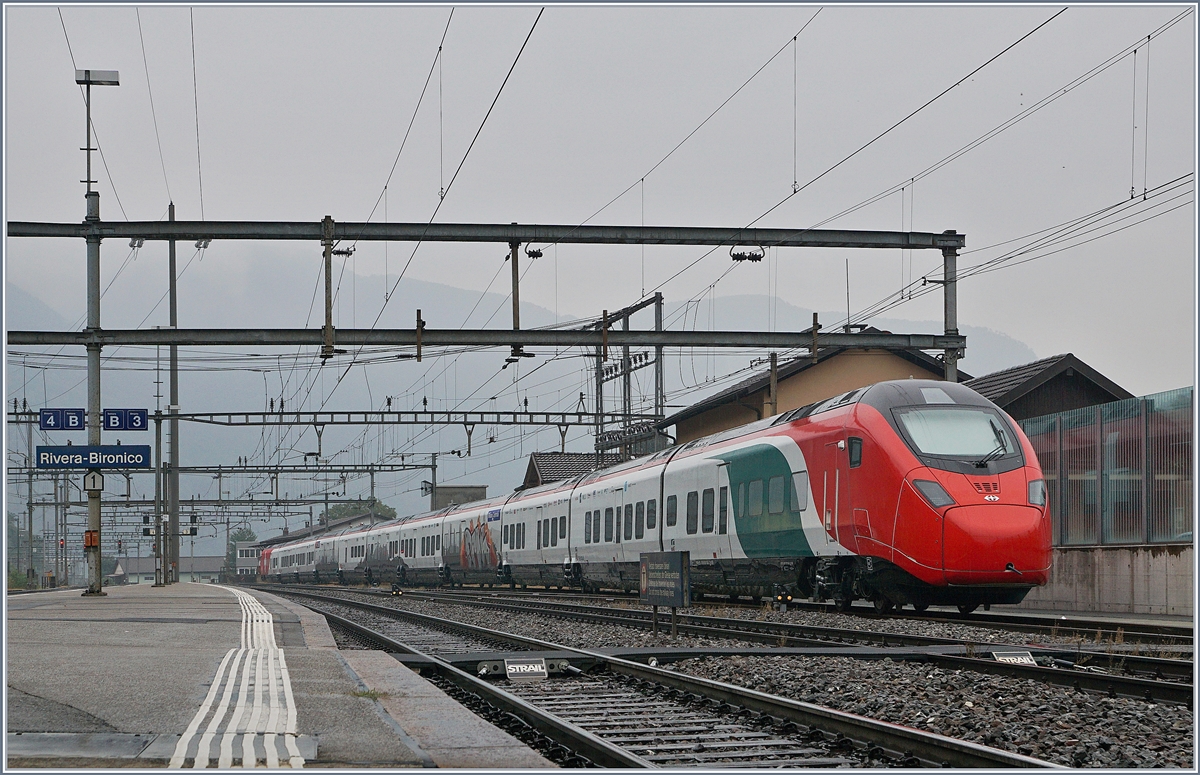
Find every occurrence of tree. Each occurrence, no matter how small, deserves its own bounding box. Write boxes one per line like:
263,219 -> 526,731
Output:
319,498 -> 396,525
225,526 -> 259,571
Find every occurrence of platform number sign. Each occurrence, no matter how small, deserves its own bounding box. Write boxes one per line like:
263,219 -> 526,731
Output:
40,408 -> 85,431
83,470 -> 104,492
102,409 -> 148,431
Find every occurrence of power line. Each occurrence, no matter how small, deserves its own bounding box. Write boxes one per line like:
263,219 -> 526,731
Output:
56,8 -> 129,221
534,8 -> 823,253
190,8 -> 205,219
320,8 -> 545,414
136,8 -> 172,203
750,7 -> 1069,228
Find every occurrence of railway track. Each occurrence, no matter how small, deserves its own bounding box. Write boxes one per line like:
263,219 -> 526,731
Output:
380,583 -> 1194,647
266,586 -> 1057,768
269,584 -> 1192,705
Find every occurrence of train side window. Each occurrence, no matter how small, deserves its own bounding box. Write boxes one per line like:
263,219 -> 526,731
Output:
518,522 -> 525,549
436,535 -> 441,551
604,508 -> 614,542
559,516 -> 567,539
769,476 -> 785,515
536,522 -> 542,550
583,511 -> 591,543
666,495 -> 678,527
647,499 -> 656,529
719,486 -> 728,534
702,488 -> 715,532
686,491 -> 699,534
848,437 -> 863,468
592,512 -> 601,543
748,479 -> 764,517
503,524 -> 509,545
624,504 -> 634,540
635,502 -> 645,539
551,520 -> 558,547
792,472 -> 809,512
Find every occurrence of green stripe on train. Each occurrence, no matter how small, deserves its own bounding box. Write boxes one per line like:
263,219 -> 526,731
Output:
715,444 -> 813,558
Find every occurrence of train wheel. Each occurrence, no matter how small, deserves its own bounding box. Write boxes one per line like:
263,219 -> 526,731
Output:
872,596 -> 894,614
957,603 -> 979,615
833,596 -> 853,613
911,602 -> 929,613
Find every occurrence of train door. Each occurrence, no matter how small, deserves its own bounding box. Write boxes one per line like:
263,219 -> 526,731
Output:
832,436 -> 859,554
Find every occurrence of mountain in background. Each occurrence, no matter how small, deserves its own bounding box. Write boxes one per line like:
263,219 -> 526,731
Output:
5,283 -> 71,331
677,294 -> 1037,379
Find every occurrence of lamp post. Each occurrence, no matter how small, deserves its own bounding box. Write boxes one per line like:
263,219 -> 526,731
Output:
75,68 -> 119,597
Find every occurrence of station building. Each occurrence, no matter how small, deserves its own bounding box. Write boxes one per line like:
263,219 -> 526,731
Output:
234,541 -> 262,577
109,555 -> 225,584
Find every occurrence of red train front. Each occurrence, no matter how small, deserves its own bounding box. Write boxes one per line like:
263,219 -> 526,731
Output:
788,379 -> 1052,613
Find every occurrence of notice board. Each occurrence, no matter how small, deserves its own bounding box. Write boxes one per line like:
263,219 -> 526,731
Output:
639,551 -> 690,608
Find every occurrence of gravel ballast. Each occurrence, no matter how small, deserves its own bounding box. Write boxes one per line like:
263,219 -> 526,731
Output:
284,589 -> 1195,768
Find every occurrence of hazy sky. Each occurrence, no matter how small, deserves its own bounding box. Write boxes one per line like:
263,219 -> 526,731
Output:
3,4 -> 1197,540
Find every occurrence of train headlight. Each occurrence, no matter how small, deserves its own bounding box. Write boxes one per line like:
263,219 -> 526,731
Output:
913,479 -> 956,508
1028,479 -> 1047,507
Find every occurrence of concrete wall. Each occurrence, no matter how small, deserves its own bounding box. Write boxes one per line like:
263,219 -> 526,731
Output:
1020,544 -> 1193,616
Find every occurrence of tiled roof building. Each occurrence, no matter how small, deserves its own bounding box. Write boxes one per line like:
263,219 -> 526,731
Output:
964,353 -> 1132,420
521,452 -> 621,490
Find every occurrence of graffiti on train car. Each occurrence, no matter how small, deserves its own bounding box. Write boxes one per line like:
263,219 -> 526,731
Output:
460,516 -> 498,570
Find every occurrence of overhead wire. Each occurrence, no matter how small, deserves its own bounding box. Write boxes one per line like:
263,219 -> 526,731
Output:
317,8 -> 545,415
136,8 -> 173,203
56,8 -> 129,220
532,8 -> 823,253
189,8 -> 205,219
631,6 -> 1186,323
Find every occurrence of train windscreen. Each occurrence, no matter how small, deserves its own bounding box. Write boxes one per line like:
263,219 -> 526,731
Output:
894,406 -> 1016,461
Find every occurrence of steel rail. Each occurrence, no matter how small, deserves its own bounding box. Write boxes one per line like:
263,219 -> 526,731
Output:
398,589 -> 1194,696
484,587 -> 1192,645
270,587 -> 1054,768
310,606 -> 651,768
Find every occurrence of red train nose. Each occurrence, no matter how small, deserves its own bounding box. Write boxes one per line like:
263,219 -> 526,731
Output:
942,504 -> 1051,584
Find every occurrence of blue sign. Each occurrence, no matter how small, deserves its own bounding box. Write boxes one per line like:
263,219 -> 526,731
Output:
40,409 -> 86,431
36,445 -> 152,469
102,409 -> 149,431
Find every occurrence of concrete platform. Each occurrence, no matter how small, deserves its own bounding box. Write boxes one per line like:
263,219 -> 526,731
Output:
6,583 -> 553,768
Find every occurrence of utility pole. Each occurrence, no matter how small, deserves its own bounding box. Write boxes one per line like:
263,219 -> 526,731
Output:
84,135 -> 103,594
594,338 -> 604,469
168,202 -> 180,584
767,352 -> 779,418
654,293 -> 664,422
27,418 -> 35,586
941,235 -> 960,383
622,315 -> 632,461
321,215 -> 335,360
153,410 -> 163,586
73,68 -> 117,596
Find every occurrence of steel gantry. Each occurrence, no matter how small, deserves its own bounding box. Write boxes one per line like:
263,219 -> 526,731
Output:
7,215 -> 966,595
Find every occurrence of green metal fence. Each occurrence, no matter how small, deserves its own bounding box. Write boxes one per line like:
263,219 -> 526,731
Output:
1019,387 -> 1193,547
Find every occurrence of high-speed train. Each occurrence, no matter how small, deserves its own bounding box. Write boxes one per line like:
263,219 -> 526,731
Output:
259,379 -> 1052,613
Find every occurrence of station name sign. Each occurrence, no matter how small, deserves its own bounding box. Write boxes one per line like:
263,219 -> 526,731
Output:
36,445 -> 152,469
640,550 -> 690,608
